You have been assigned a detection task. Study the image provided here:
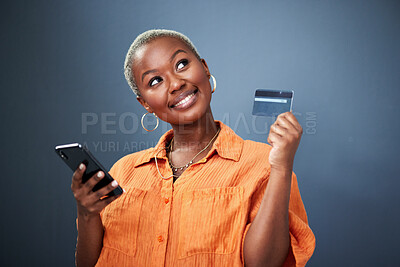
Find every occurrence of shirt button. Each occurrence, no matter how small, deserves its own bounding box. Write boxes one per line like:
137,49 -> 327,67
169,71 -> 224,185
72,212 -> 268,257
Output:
164,197 -> 169,204
158,235 -> 163,242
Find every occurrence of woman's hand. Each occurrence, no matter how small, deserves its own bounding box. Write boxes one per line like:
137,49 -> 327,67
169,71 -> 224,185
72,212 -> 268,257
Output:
267,112 -> 303,172
72,164 -> 122,266
71,163 -> 122,218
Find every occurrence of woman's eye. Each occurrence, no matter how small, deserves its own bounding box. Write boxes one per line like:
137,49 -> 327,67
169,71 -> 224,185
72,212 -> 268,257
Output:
149,77 -> 162,87
176,59 -> 188,70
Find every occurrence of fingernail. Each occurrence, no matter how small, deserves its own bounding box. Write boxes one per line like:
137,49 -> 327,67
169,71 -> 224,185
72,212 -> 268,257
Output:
97,171 -> 103,178
79,164 -> 84,170
111,180 -> 118,187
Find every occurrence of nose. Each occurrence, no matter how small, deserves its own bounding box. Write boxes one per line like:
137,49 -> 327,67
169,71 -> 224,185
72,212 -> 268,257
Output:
168,74 -> 185,94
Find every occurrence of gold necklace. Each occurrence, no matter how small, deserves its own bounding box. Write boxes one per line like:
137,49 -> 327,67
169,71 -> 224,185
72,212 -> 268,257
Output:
154,147 -> 175,179
168,127 -> 220,172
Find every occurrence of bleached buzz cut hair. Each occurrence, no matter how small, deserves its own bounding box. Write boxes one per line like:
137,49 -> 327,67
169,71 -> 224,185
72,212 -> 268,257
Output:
124,29 -> 201,96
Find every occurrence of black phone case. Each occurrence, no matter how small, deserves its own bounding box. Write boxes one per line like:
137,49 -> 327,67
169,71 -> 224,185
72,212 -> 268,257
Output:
55,143 -> 123,197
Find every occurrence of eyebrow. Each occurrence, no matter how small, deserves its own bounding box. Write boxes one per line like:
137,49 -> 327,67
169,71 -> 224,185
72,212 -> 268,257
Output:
170,49 -> 187,62
141,49 -> 188,82
141,69 -> 157,82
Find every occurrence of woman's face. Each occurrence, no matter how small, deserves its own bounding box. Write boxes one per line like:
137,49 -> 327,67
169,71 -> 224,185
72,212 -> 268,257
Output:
132,37 -> 212,126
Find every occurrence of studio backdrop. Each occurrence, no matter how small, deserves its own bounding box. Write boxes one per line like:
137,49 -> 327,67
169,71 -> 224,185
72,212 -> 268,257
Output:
1,0 -> 399,266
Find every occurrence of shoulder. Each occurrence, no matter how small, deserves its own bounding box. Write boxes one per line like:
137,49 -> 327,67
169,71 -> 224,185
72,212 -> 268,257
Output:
220,137 -> 272,186
243,139 -> 272,152
217,120 -> 271,168
241,139 -> 272,162
109,147 -> 152,175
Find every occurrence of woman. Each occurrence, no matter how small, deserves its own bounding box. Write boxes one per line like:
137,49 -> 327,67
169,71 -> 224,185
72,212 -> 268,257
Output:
71,29 -> 315,267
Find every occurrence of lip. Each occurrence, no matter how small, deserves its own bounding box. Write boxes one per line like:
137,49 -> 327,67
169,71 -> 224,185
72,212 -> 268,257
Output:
169,89 -> 198,109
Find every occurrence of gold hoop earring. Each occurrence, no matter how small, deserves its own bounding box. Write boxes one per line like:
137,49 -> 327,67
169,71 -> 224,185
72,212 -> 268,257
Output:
210,75 -> 216,93
141,112 -> 159,132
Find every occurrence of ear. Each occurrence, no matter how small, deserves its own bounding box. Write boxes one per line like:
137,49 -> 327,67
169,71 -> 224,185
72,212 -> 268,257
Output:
201,58 -> 211,77
136,96 -> 154,113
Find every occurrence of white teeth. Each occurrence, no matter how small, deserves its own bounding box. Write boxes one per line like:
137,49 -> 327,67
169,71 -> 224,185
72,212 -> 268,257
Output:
174,93 -> 194,107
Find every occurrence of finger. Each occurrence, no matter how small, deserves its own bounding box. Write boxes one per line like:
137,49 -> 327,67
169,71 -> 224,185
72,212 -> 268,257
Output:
276,115 -> 302,137
82,171 -> 105,194
271,123 -> 287,137
267,131 -> 281,145
275,113 -> 297,131
267,137 -> 274,146
91,188 -> 124,212
89,180 -> 120,200
284,112 -> 303,132
270,121 -> 284,137
94,193 -> 123,211
71,163 -> 86,190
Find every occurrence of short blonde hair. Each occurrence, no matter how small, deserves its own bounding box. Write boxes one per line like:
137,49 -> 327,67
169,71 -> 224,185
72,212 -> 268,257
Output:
124,29 -> 201,96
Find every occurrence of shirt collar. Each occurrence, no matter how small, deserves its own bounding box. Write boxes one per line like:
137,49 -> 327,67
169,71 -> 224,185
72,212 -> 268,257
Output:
133,120 -> 244,167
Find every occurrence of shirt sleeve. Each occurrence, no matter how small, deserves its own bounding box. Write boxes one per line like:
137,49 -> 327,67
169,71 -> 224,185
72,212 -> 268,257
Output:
241,171 -> 315,267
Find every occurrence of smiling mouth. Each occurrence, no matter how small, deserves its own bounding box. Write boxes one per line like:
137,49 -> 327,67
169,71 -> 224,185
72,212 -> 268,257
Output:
171,89 -> 198,108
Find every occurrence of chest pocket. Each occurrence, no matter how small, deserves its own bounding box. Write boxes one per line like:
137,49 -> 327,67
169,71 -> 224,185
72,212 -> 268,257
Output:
101,187 -> 146,257
177,186 -> 244,259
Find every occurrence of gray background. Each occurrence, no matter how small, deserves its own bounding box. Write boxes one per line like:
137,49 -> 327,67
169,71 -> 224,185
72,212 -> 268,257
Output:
1,0 -> 399,266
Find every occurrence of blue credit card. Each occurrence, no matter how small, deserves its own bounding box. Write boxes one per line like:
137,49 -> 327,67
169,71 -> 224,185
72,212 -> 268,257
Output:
252,89 -> 294,117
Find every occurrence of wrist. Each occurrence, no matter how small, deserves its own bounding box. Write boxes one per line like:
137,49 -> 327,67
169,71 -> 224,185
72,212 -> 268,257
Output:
77,207 -> 99,222
270,165 -> 293,177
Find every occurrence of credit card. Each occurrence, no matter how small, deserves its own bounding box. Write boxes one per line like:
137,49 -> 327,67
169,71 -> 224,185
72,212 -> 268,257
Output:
252,89 -> 294,117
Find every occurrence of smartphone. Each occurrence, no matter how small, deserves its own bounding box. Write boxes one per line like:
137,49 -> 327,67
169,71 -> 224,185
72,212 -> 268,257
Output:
252,89 -> 294,118
55,143 -> 123,197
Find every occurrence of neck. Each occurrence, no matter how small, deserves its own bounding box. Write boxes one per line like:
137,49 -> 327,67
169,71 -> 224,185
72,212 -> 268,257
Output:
169,107 -> 219,152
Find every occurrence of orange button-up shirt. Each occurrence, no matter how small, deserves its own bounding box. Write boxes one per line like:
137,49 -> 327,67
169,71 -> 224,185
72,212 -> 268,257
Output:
95,121 -> 315,267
